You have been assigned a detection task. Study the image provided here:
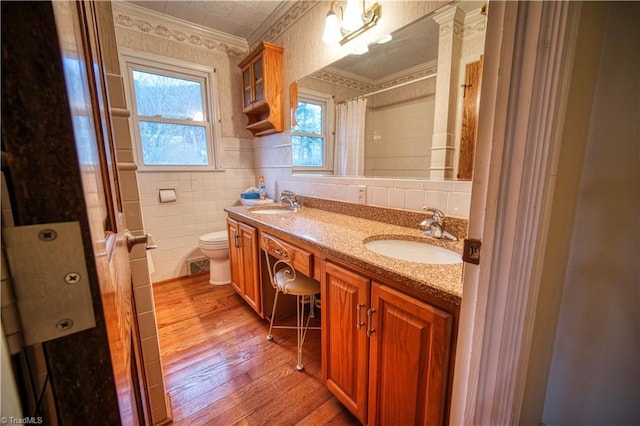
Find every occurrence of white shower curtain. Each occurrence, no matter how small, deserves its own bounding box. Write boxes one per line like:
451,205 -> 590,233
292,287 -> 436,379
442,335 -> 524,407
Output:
334,98 -> 367,176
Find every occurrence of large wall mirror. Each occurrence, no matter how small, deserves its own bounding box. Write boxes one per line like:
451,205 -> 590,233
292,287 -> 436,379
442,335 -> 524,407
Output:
295,1 -> 486,180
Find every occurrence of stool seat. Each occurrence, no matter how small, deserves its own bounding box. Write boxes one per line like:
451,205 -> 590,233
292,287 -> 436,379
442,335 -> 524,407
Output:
275,270 -> 319,296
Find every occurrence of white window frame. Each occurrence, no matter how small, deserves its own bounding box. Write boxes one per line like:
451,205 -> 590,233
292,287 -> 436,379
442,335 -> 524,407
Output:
292,88 -> 334,173
120,49 -> 222,172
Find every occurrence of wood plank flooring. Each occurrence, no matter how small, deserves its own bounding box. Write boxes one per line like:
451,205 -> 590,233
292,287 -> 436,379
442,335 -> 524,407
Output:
152,274 -> 359,425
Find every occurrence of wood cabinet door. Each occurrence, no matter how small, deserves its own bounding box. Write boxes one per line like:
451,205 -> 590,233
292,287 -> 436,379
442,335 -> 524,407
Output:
238,222 -> 261,315
227,218 -> 244,295
241,56 -> 265,112
322,261 -> 371,424
368,283 -> 453,426
252,56 -> 265,107
241,65 -> 253,111
227,218 -> 261,315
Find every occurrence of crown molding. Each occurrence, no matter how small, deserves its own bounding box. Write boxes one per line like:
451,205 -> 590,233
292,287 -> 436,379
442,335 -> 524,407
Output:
112,1 -> 249,57
436,4 -> 487,39
310,69 -> 376,92
250,1 -> 318,49
375,61 -> 438,91
461,9 -> 487,38
310,60 -> 438,93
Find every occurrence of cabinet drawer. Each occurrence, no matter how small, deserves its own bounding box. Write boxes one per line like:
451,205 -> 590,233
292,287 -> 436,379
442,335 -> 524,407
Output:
261,232 -> 313,278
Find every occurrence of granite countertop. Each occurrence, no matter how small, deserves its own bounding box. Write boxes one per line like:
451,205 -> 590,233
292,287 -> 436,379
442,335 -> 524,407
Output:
225,203 -> 464,305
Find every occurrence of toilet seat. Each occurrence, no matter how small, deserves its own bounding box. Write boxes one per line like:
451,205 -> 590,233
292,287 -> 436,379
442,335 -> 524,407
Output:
199,231 -> 228,247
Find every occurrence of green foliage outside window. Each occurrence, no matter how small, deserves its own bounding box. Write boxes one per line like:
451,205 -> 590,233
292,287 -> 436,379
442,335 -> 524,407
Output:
132,69 -> 209,166
292,100 -> 324,167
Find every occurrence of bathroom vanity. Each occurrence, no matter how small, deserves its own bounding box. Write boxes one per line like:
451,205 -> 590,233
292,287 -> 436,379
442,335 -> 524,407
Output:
224,198 -> 465,425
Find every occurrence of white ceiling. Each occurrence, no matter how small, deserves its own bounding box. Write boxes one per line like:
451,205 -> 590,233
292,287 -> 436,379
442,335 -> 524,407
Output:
126,0 -> 290,41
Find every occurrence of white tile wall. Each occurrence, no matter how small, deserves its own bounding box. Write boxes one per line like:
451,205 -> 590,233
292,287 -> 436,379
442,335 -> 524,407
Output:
365,96 -> 435,178
138,168 -> 256,282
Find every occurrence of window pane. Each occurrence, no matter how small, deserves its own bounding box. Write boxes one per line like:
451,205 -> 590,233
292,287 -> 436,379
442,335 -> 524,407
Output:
139,121 -> 208,165
254,58 -> 264,102
133,70 -> 204,121
292,135 -> 323,167
293,101 -> 322,134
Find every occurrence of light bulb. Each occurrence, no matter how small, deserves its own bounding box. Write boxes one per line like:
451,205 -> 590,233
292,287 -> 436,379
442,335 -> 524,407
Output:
342,0 -> 363,32
322,10 -> 342,45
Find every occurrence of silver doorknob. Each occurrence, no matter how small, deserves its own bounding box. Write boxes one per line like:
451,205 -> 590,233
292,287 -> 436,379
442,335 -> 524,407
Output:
125,230 -> 158,252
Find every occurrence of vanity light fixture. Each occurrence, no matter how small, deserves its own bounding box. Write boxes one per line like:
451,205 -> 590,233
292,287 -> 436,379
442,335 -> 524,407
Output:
322,0 -> 382,46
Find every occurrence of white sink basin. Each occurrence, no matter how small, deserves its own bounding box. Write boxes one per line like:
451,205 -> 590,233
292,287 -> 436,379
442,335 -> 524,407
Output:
250,208 -> 293,215
364,239 -> 462,264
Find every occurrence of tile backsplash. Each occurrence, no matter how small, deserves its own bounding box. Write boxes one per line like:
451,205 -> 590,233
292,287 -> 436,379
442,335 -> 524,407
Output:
258,167 -> 472,219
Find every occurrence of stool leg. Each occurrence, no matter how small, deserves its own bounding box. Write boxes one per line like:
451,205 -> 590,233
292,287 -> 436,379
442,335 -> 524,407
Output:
296,295 -> 304,371
296,294 -> 316,372
267,290 -> 280,341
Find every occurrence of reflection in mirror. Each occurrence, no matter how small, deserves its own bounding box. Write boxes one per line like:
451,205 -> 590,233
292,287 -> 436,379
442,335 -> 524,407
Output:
296,1 -> 486,180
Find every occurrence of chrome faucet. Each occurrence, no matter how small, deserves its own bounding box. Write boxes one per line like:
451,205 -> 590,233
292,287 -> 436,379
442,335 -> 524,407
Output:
419,207 -> 458,241
280,190 -> 301,211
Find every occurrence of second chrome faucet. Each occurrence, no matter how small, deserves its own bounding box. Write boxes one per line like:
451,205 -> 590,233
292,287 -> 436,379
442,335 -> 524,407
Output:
419,207 -> 458,241
280,190 -> 301,211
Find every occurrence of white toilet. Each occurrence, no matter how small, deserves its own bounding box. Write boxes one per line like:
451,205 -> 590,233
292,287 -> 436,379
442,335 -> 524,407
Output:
198,231 -> 230,285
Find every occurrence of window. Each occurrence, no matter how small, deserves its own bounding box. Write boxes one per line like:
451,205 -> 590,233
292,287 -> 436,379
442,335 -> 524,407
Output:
123,52 -> 220,170
292,89 -> 334,172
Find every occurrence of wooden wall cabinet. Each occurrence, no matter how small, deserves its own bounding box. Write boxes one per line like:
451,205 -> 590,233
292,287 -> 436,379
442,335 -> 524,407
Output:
238,41 -> 284,136
227,218 -> 262,316
322,260 -> 453,426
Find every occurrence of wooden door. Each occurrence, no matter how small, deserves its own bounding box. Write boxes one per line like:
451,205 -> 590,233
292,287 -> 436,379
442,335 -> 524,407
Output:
60,2 -> 147,423
321,261 -> 371,423
457,56 -> 484,180
367,283 -> 453,426
2,1 -> 144,423
55,1 -> 146,423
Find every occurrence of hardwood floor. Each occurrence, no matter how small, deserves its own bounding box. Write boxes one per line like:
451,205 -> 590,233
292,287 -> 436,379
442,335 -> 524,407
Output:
152,274 -> 359,425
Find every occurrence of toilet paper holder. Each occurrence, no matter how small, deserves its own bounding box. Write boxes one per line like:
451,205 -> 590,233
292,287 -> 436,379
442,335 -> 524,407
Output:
159,188 -> 177,203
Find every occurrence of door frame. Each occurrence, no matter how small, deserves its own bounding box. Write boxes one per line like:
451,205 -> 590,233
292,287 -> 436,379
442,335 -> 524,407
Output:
1,1 -> 125,423
450,1 -> 582,424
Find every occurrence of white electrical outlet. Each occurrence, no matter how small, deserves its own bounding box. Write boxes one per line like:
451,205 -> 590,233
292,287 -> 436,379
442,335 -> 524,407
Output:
356,185 -> 366,204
